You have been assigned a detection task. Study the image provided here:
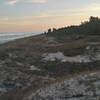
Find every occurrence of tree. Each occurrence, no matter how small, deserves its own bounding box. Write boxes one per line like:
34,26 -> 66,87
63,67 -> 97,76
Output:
46,16 -> 100,36
53,28 -> 56,32
48,28 -> 52,33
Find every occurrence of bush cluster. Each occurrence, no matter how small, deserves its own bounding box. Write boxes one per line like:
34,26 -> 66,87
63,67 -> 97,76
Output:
46,16 -> 100,36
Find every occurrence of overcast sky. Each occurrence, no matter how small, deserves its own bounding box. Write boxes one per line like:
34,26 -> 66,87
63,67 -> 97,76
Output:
0,0 -> 100,32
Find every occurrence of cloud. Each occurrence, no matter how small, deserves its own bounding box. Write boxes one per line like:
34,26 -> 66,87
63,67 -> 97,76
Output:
6,0 -> 17,5
87,3 -> 100,11
5,0 -> 48,5
27,0 -> 48,3
0,13 -> 51,24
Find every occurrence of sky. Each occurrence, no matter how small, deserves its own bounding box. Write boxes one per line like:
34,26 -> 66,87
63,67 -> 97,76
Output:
0,0 -> 100,33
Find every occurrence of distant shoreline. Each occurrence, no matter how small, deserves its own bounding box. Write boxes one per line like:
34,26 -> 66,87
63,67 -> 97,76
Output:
0,32 -> 41,44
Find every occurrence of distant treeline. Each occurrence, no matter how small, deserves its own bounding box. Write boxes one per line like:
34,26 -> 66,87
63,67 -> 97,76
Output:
45,16 -> 100,35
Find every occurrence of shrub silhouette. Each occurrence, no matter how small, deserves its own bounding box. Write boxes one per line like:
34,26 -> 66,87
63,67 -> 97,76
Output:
46,16 -> 100,36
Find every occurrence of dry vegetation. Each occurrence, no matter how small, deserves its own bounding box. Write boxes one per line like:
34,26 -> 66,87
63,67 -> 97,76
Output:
0,34 -> 100,100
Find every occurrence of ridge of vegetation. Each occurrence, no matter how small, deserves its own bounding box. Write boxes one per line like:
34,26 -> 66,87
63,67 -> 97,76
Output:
46,16 -> 100,36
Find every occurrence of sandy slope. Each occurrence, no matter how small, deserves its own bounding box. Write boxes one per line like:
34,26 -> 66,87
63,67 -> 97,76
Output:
0,34 -> 100,100
26,71 -> 100,100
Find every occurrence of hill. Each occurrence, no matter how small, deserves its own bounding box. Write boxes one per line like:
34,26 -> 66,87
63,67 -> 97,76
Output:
0,17 -> 100,99
46,16 -> 100,36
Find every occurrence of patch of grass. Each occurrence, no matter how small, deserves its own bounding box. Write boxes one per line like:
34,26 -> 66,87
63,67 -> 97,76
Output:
54,40 -> 87,56
63,47 -> 85,56
0,50 -> 9,60
41,60 -> 100,77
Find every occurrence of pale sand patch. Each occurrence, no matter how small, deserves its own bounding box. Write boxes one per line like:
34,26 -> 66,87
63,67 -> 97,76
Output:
42,51 -> 100,63
26,71 -> 100,100
29,65 -> 40,71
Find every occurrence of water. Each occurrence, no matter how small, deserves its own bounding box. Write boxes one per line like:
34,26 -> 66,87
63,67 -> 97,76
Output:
0,32 -> 40,44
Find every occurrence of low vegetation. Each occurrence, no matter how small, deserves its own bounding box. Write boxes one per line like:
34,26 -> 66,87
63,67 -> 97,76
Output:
0,16 -> 100,100
46,16 -> 100,36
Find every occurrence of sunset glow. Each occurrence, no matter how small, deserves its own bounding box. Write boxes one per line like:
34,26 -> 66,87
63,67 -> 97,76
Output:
0,0 -> 100,32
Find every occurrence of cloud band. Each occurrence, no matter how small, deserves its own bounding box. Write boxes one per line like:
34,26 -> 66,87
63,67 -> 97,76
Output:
6,0 -> 48,5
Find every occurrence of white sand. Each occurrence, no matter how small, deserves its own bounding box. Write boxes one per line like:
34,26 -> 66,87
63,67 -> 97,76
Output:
29,65 -> 40,71
42,51 -> 100,63
26,71 -> 100,100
